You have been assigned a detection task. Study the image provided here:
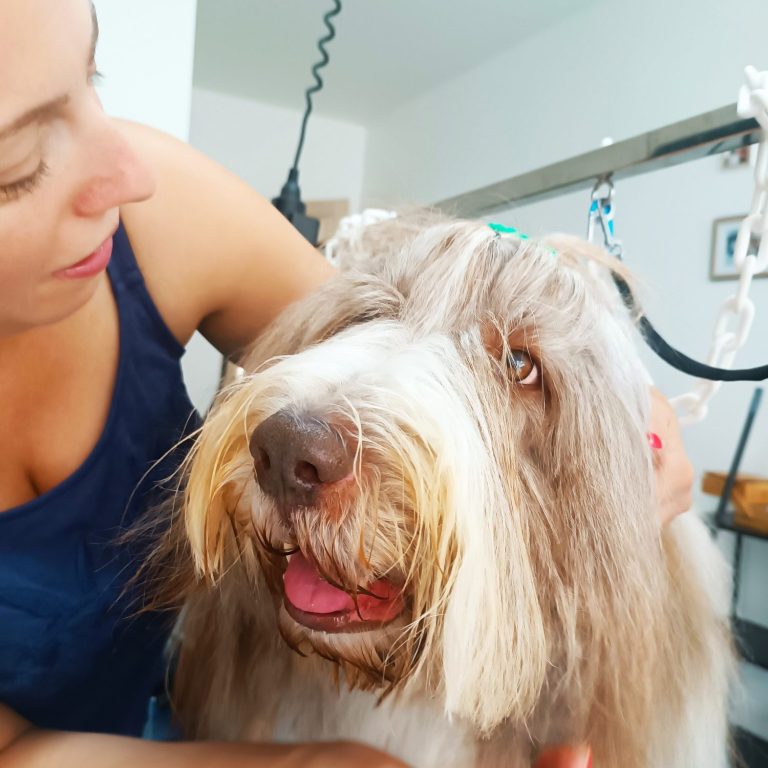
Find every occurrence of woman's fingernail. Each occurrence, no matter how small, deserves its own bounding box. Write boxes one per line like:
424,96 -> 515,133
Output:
647,432 -> 663,450
570,746 -> 592,768
572,746 -> 592,768
534,745 -> 592,768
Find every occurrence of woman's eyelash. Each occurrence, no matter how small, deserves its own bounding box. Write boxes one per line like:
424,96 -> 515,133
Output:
88,62 -> 104,86
0,65 -> 100,204
0,161 -> 50,203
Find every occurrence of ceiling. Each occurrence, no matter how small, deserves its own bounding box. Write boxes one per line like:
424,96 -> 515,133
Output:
193,0 -> 593,125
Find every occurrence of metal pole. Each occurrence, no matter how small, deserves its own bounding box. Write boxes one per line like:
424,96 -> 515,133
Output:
435,105 -> 761,218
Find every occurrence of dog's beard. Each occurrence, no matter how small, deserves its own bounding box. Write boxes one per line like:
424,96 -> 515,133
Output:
207,353 -> 484,697
277,606 -> 413,690
247,439 -> 441,693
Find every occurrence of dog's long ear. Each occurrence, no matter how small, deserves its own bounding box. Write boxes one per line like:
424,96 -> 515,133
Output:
440,457 -> 548,735
443,365 -> 663,753
433,358 -> 551,736
487,234 -> 726,763
439,234 -> 663,742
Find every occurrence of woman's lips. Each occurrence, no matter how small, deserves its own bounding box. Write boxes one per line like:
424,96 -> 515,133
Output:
55,236 -> 114,279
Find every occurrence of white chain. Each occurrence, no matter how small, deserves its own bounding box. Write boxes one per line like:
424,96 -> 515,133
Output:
671,66 -> 768,425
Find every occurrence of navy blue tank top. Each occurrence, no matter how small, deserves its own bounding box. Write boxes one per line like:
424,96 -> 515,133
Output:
0,223 -> 201,735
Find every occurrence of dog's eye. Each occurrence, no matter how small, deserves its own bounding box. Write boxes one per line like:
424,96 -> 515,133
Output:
507,349 -> 539,386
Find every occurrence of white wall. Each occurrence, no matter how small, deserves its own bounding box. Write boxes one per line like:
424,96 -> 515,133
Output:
361,0 -> 768,742
185,87 -> 368,413
362,0 -> 768,208
93,0 -> 197,141
190,87 -> 367,209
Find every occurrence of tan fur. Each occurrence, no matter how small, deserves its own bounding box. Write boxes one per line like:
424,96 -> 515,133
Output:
154,214 -> 733,767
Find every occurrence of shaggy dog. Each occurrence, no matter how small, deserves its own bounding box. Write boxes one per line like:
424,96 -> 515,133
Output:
158,215 -> 733,767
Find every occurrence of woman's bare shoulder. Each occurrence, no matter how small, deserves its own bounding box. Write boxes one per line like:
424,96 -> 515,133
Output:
116,120 -> 334,356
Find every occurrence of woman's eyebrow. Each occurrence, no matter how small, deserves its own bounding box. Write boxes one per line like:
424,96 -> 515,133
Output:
0,95 -> 71,142
0,7 -> 98,143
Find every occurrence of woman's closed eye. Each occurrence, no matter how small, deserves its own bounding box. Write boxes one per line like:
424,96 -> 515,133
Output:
0,160 -> 50,204
0,60 -> 101,206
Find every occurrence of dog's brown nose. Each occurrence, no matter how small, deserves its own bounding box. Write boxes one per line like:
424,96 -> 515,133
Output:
249,410 -> 353,510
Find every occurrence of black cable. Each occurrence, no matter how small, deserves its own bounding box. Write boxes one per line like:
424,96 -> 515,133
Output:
273,0 -> 342,244
612,273 -> 768,382
591,190 -> 768,382
292,0 -> 342,172
638,315 -> 768,381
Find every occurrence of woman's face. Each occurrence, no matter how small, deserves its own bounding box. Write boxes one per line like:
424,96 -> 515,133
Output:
0,0 -> 155,337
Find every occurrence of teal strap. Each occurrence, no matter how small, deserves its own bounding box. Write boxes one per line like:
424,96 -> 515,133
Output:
487,222 -> 529,240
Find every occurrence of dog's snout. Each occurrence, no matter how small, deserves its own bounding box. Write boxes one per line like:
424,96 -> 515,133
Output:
250,410 -> 353,510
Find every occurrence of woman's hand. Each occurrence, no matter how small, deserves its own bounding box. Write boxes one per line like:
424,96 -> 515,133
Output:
648,387 -> 694,525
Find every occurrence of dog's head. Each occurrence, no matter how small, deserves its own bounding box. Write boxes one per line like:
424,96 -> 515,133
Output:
179,216 -> 669,737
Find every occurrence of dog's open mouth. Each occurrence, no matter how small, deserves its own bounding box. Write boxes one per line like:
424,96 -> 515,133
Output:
283,552 -> 405,634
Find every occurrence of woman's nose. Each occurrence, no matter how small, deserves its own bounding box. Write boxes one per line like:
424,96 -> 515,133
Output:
71,119 -> 156,217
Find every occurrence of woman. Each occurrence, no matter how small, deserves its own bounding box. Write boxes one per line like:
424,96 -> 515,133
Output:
0,1 -> 690,766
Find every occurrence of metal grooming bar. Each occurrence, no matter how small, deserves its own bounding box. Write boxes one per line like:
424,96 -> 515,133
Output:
435,104 -> 761,218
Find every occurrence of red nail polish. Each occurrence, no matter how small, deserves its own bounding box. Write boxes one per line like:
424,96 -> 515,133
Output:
647,432 -> 663,450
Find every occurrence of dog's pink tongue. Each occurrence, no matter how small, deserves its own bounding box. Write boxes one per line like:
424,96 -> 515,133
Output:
284,553 -> 356,614
283,553 -> 403,622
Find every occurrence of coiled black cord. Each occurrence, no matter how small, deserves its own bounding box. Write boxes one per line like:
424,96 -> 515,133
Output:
292,0 -> 342,172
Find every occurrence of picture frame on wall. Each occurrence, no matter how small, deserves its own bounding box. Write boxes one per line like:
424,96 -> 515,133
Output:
710,215 -> 768,281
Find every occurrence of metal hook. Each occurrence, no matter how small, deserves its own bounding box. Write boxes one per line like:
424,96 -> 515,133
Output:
587,175 -> 623,260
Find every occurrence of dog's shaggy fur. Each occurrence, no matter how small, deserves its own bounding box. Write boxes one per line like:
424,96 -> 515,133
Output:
156,215 -> 733,767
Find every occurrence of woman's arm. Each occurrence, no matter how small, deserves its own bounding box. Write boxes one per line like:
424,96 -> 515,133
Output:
116,120 -> 336,359
0,706 -> 406,768
0,705 -> 591,768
